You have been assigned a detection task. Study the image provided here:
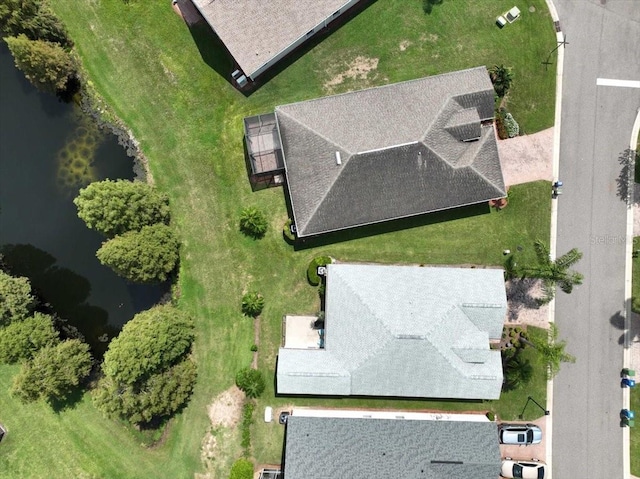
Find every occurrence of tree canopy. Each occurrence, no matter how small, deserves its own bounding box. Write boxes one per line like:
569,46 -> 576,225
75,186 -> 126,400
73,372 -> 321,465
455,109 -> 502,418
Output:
74,180 -> 170,238
229,458 -> 254,479
0,0 -> 72,46
96,223 -> 179,283
0,312 -> 58,364
4,34 -> 76,93
235,367 -> 265,398
0,270 -> 36,325
11,339 -> 92,403
102,304 -> 194,384
95,305 -> 196,425
93,357 -> 197,425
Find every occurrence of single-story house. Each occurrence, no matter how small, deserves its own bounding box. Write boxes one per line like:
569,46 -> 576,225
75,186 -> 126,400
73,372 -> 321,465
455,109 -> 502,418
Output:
277,263 -> 506,400
244,66 -> 506,237
282,409 -> 501,479
188,0 -> 363,81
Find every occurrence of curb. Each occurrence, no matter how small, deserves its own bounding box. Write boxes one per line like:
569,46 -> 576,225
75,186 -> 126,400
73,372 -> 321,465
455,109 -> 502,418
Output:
623,108 -> 640,479
544,0 -> 565,477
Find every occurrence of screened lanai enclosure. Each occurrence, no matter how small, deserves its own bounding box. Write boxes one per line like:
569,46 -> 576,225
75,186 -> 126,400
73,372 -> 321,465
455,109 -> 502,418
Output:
243,113 -> 285,188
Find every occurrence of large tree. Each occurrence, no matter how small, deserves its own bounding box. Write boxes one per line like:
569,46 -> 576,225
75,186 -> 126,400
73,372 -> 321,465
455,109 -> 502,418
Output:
4,34 -> 76,93
102,304 -> 194,385
93,357 -> 197,425
0,0 -> 71,46
0,312 -> 58,363
96,223 -> 179,283
74,180 -> 170,238
11,339 -> 92,403
0,270 -> 35,325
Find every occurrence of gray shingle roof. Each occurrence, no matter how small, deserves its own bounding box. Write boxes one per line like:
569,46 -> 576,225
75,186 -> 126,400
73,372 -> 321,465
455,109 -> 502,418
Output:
276,66 -> 506,237
283,416 -> 501,479
190,0 -> 356,79
277,264 -> 506,399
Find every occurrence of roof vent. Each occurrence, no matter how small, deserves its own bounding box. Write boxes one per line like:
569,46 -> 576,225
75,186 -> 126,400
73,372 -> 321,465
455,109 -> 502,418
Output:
335,151 -> 342,165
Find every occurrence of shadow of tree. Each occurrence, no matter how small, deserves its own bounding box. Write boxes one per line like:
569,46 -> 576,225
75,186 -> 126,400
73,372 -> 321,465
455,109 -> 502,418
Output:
0,243 -> 116,357
616,148 -> 633,204
505,278 -> 543,322
610,310 -> 625,330
423,0 -> 444,15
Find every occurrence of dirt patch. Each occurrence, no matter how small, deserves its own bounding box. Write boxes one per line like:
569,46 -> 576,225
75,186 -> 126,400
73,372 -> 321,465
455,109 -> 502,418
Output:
324,56 -> 379,92
505,278 -> 549,328
420,33 -> 439,43
207,386 -> 245,429
399,40 -> 412,51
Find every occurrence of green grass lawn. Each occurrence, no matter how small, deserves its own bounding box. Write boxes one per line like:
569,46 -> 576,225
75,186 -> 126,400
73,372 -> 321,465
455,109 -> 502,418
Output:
2,0 -> 559,477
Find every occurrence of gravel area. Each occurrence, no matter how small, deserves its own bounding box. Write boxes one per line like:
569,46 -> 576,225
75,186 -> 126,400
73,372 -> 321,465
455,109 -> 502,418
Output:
506,278 -> 549,328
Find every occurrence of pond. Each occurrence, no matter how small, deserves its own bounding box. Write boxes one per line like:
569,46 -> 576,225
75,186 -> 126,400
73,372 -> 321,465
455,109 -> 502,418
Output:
0,43 -> 168,356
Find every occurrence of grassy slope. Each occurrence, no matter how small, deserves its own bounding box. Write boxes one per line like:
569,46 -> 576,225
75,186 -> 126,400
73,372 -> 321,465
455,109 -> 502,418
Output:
2,0 -> 558,477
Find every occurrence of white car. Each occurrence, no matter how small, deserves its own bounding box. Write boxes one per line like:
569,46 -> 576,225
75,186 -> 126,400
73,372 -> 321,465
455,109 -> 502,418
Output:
501,459 -> 547,479
498,423 -> 542,445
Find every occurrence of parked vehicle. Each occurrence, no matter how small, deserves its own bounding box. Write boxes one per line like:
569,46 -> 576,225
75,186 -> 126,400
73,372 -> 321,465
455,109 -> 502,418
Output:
498,423 -> 542,445
501,458 -> 547,479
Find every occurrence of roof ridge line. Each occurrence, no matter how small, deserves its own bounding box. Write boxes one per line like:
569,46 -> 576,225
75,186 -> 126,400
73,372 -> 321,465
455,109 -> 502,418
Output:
467,128 -> 507,196
331,268 -> 394,370
276,108 -> 354,156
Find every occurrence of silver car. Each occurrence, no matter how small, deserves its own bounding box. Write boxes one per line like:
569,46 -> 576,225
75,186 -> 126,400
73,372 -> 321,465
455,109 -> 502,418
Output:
501,459 -> 547,479
498,423 -> 542,445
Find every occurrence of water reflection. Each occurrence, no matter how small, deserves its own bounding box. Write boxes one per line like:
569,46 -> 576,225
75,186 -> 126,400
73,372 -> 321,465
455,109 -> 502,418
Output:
0,43 -> 168,357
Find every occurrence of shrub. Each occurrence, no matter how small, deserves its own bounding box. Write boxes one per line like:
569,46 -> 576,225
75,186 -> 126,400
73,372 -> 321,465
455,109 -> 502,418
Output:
239,207 -> 268,239
307,256 -> 332,286
235,367 -> 265,398
495,109 -> 508,140
504,112 -> 520,138
283,218 -> 296,243
229,458 -> 254,479
250,344 -> 258,352
241,291 -> 264,317
240,402 -> 255,452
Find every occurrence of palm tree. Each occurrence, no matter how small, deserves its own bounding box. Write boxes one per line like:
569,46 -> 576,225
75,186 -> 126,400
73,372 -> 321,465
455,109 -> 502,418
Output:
518,240 -> 583,304
489,64 -> 514,97
530,323 -> 576,379
504,353 -> 534,390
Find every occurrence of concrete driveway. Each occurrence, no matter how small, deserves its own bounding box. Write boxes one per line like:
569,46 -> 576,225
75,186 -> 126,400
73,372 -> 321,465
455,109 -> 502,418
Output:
499,416 -> 549,463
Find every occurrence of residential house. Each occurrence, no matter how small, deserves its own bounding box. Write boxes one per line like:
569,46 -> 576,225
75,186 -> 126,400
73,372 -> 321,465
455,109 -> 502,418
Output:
277,263 -> 506,400
189,0 -> 363,82
280,409 -> 501,479
244,66 -> 506,237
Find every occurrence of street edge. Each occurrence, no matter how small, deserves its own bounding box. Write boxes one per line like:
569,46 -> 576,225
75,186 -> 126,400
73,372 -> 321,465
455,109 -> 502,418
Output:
545,0 -> 565,477
623,107 -> 640,479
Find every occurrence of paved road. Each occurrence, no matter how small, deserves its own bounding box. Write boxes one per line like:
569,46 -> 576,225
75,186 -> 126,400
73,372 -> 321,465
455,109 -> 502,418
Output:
552,1 -> 640,478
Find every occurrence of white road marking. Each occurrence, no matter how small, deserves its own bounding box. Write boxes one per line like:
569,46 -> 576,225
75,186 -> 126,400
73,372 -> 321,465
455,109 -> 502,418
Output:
596,78 -> 640,88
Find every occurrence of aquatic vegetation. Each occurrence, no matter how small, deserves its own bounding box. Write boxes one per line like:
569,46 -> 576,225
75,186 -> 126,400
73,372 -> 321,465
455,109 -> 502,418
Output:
56,113 -> 103,194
